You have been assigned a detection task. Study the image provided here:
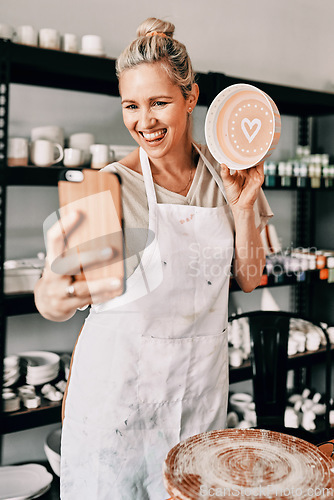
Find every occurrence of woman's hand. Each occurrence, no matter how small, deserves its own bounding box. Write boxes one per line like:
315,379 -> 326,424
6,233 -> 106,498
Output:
220,162 -> 264,211
34,211 -> 122,322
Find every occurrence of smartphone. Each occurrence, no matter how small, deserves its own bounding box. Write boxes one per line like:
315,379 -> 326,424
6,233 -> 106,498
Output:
56,168 -> 125,296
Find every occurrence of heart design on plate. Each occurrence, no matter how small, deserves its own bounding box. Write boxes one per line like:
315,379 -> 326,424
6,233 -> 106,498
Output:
241,118 -> 262,143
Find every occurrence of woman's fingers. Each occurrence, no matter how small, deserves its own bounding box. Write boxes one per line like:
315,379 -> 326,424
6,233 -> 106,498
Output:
35,271 -> 123,321
220,164 -> 237,182
51,245 -> 115,276
57,275 -> 123,305
79,275 -> 123,304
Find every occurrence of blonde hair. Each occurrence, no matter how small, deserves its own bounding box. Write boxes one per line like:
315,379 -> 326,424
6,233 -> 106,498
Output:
116,18 -> 195,99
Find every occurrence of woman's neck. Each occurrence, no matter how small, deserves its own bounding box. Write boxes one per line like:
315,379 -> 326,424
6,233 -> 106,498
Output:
148,141 -> 199,196
149,141 -> 196,176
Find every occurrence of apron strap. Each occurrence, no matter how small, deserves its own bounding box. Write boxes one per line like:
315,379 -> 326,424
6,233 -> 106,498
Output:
192,143 -> 229,204
140,144 -> 229,206
139,147 -> 157,208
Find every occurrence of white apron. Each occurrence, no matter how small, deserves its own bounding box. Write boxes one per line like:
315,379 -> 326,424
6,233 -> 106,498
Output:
61,146 -> 234,500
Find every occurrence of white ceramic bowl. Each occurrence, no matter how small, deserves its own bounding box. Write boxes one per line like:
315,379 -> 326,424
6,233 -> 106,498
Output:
44,428 -> 61,477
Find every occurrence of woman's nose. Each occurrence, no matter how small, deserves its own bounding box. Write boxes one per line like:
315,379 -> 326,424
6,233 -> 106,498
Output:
138,109 -> 156,129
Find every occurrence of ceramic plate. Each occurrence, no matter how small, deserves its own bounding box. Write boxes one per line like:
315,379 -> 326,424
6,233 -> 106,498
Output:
205,83 -> 281,170
0,464 -> 53,500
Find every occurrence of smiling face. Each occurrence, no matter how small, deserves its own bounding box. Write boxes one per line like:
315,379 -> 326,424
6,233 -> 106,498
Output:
119,62 -> 198,161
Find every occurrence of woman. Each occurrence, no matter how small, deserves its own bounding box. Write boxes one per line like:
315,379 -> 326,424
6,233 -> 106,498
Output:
35,17 -> 272,500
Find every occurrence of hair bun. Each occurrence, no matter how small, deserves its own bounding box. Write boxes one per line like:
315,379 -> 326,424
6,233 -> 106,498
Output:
136,17 -> 175,38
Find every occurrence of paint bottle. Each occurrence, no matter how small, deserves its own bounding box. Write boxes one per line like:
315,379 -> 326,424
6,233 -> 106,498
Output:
296,145 -> 304,160
278,161 -> 292,188
315,250 -> 326,270
309,161 -> 321,189
328,165 -> 334,188
285,161 -> 294,187
327,252 -> 334,283
302,145 -> 311,158
296,162 -> 308,188
264,161 -> 276,187
278,162 -> 286,186
321,154 -> 330,188
310,155 -> 322,188
307,250 -> 317,271
323,164 -> 330,188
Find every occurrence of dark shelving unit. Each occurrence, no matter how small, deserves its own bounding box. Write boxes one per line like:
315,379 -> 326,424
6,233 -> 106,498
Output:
4,293 -> 37,316
2,399 -> 62,435
1,39 -> 334,455
229,344 -> 334,384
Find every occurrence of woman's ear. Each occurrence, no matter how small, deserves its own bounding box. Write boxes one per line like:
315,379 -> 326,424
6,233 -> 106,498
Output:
187,83 -> 199,109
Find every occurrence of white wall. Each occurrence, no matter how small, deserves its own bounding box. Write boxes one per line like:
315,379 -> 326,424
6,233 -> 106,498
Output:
1,0 -> 333,464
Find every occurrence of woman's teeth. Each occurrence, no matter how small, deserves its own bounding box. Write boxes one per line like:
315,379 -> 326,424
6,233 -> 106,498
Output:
141,129 -> 166,141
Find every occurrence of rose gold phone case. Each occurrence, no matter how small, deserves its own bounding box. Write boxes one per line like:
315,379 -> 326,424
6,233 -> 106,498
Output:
58,169 -> 125,295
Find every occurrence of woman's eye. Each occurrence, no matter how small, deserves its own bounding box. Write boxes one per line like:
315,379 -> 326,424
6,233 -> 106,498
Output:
125,104 -> 137,110
153,101 -> 167,107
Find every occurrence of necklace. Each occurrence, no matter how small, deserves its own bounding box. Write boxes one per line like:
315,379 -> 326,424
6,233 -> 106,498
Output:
151,151 -> 197,195
152,165 -> 195,194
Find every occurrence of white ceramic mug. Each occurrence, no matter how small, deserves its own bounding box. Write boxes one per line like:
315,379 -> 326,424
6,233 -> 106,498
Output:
63,148 -> 84,167
90,144 -> 110,169
229,393 -> 253,416
109,144 -> 137,161
8,137 -> 29,166
38,28 -> 60,50
31,126 -> 65,148
69,133 -> 95,163
80,35 -> 104,55
62,33 -> 78,53
30,140 -> 63,167
15,25 -> 38,46
0,24 -> 14,40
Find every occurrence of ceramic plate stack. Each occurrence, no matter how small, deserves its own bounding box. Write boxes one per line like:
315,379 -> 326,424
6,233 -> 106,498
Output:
19,351 -> 60,386
0,463 -> 53,500
3,355 -> 20,388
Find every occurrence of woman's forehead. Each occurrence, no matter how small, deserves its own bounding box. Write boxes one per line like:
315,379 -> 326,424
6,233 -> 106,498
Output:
119,62 -> 179,97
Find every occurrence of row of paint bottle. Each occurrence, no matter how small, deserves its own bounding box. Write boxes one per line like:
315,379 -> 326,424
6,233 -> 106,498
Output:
264,146 -> 333,188
262,247 -> 334,284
